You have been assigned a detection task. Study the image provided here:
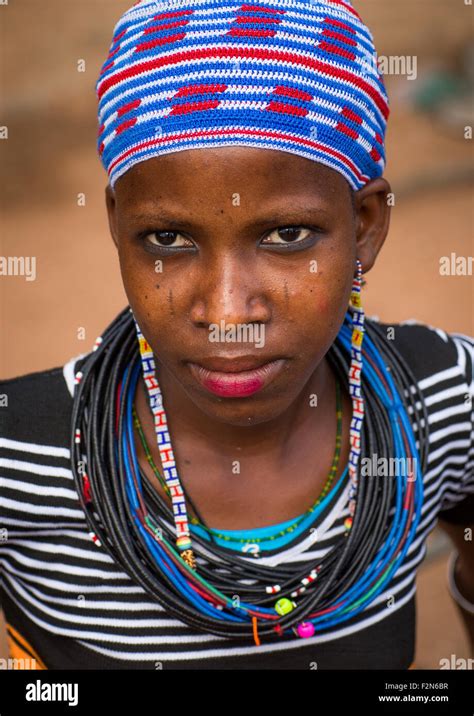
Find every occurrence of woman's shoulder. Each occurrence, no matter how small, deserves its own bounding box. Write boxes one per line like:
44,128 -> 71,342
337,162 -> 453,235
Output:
0,352 -> 89,447
0,354 -> 91,537
365,315 -> 473,385
365,316 -> 473,524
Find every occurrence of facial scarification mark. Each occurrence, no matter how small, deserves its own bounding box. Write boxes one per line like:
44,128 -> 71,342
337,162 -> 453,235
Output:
168,288 -> 175,316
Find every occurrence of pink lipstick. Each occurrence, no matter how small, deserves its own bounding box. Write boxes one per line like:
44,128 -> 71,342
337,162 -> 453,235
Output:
188,359 -> 286,398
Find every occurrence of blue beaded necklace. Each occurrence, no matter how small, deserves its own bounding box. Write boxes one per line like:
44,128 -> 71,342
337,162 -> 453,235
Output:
116,310 -> 423,635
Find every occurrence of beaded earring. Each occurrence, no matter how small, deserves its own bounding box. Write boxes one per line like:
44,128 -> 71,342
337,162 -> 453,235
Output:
134,324 -> 197,570
347,258 -> 366,520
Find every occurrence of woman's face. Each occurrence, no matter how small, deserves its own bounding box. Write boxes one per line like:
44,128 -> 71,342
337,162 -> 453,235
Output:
106,147 -> 389,427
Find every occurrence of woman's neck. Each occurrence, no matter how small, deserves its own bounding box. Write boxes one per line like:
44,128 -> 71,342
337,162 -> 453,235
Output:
135,354 -> 335,463
132,352 -> 352,529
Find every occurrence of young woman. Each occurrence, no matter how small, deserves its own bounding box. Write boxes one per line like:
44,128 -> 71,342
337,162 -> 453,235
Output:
0,0 -> 473,670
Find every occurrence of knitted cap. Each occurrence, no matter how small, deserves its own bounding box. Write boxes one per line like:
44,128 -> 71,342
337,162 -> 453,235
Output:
95,0 -> 389,191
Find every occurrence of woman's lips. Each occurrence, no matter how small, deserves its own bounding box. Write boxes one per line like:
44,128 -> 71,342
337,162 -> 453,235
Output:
188,359 -> 286,398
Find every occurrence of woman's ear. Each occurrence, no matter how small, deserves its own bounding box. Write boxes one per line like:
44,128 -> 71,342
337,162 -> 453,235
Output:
105,183 -> 119,250
353,177 -> 392,273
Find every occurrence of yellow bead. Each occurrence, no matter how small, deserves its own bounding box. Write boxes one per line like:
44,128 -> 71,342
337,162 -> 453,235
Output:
275,598 -> 294,616
180,549 -> 196,570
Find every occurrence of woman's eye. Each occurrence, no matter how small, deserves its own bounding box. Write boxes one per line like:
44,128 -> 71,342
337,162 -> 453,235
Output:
261,226 -> 318,246
138,225 -> 320,252
141,230 -> 193,250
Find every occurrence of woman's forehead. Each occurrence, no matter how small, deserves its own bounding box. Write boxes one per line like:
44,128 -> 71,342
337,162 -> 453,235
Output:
114,147 -> 349,203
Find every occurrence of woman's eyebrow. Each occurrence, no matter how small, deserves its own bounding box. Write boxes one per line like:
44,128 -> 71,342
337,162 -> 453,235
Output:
126,204 -> 331,226
252,205 -> 332,223
126,209 -> 186,224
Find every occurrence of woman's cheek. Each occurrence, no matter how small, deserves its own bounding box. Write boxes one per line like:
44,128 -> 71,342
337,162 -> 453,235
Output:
314,293 -> 331,314
312,272 -> 344,316
119,254 -> 161,308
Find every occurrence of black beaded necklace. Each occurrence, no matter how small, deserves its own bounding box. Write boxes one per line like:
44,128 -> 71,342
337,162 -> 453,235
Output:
70,307 -> 429,640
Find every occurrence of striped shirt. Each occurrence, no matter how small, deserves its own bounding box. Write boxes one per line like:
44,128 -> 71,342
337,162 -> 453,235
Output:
1,317 -> 473,670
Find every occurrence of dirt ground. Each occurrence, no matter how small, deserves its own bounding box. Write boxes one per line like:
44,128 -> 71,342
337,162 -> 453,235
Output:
0,1 -> 472,668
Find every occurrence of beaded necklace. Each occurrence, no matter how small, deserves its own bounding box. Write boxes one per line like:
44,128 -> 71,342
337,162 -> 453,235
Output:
131,378 -> 343,546
71,262 -> 428,643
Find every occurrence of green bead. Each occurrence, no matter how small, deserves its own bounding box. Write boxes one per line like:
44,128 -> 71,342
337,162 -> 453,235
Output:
275,598 -> 294,616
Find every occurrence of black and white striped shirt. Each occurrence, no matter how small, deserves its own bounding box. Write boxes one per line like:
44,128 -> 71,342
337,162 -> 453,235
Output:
0,317 -> 473,670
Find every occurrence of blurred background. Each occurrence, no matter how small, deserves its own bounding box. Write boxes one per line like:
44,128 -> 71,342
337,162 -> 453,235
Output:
0,0 -> 473,667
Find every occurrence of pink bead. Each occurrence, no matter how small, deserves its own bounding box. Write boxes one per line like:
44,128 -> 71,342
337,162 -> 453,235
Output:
297,622 -> 315,638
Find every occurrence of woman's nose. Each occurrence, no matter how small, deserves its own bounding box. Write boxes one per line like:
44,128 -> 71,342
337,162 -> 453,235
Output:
189,254 -> 272,330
